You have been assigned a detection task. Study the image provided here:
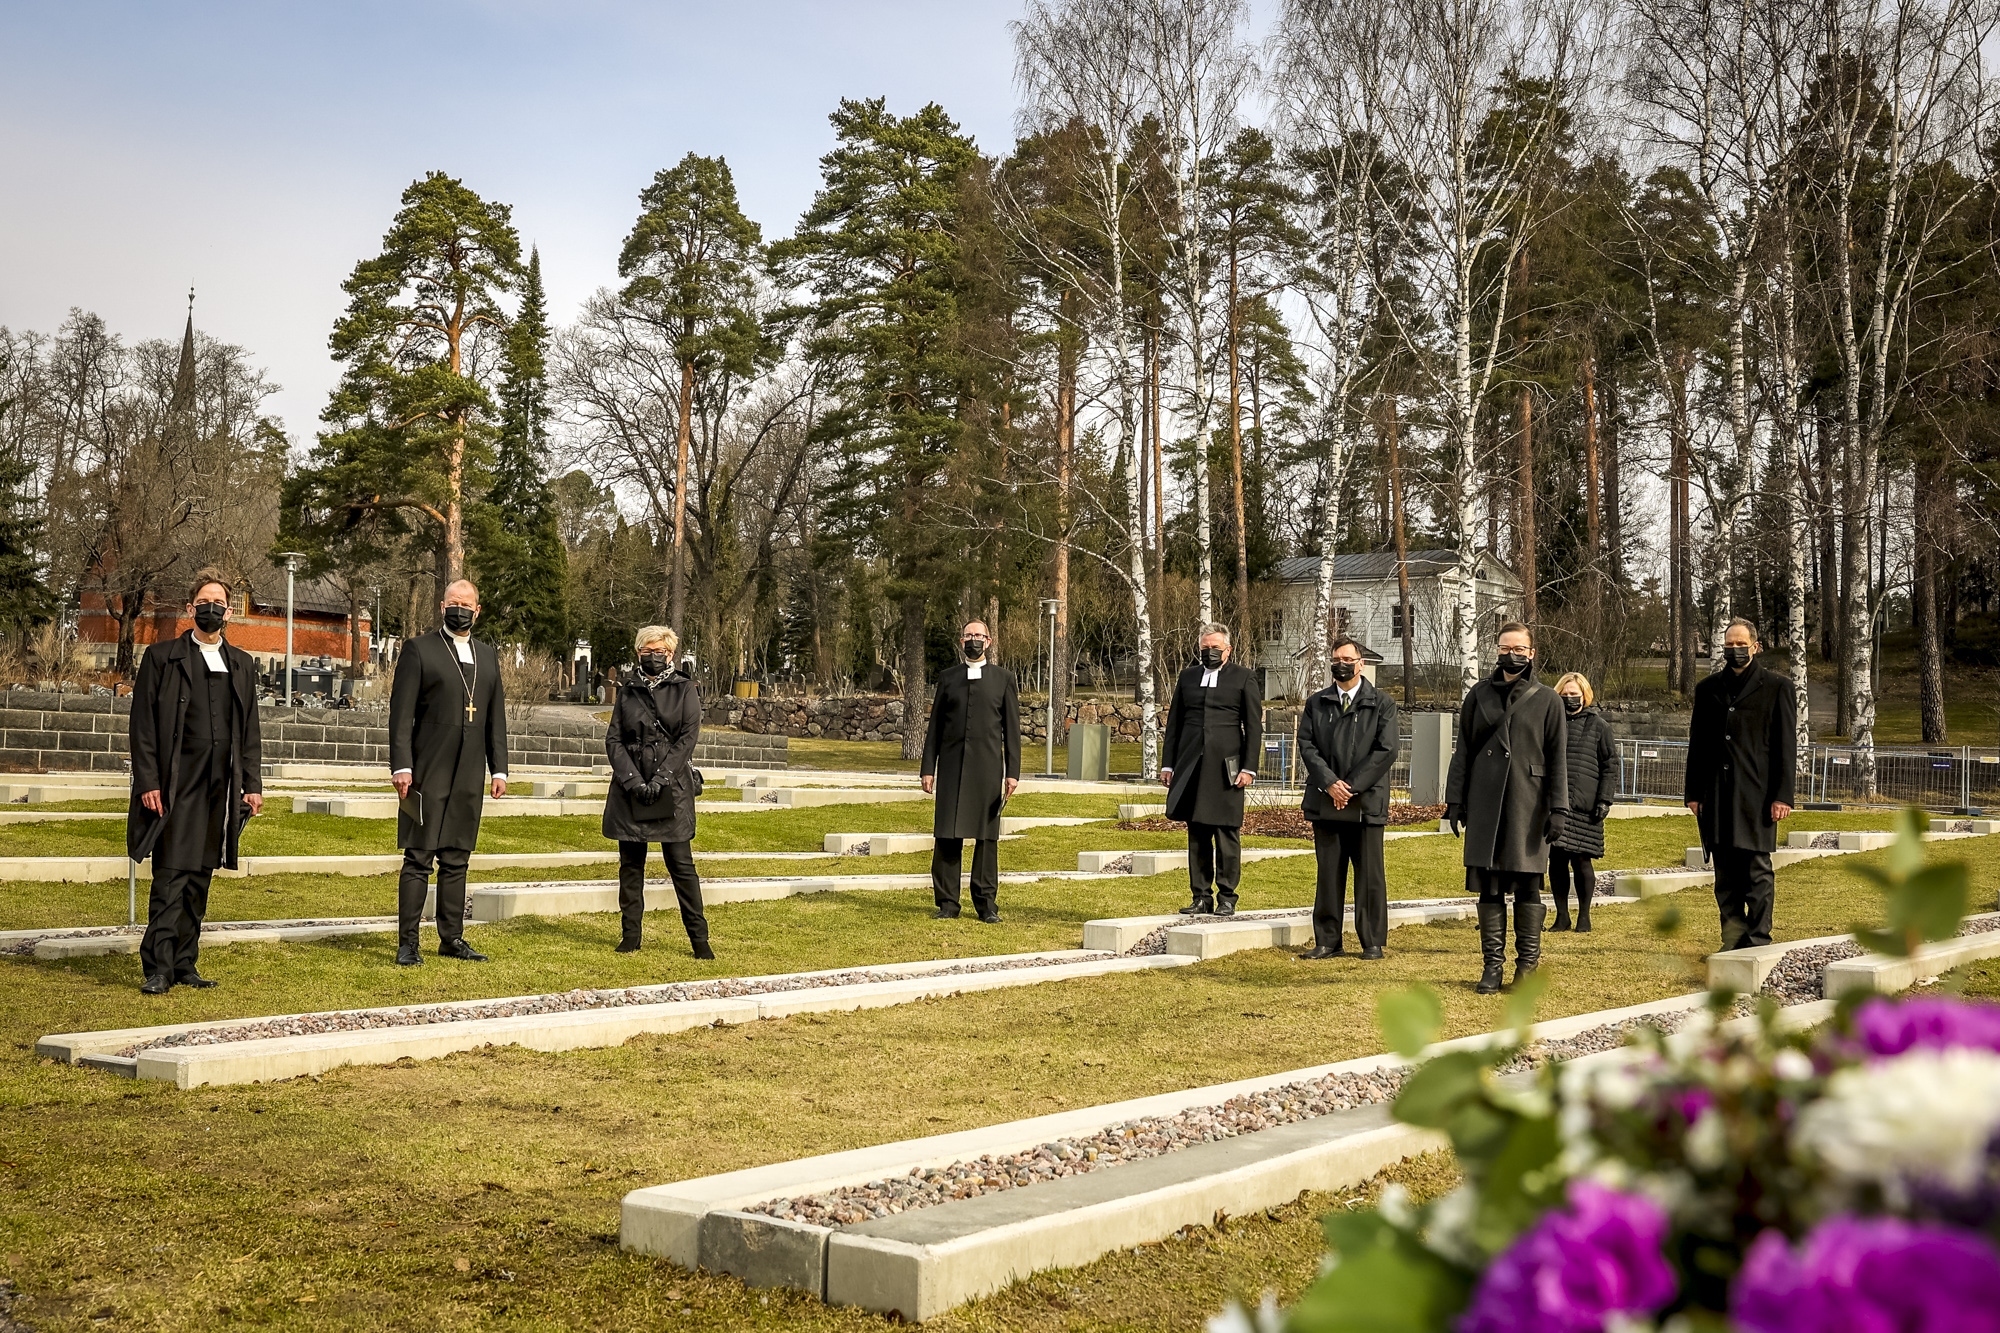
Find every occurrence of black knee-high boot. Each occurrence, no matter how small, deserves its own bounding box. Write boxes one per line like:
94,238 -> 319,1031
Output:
1513,889 -> 1547,986
1476,901 -> 1508,994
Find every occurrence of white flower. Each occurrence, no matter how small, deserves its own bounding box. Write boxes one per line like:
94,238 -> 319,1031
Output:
1423,1184 -> 1481,1266
1772,1048 -> 1814,1082
1207,1293 -> 1283,1333
1683,1108 -> 1728,1172
1793,1047 -> 2000,1201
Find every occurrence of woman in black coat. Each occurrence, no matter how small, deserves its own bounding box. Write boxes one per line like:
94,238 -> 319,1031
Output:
602,626 -> 711,958
1550,673 -> 1618,932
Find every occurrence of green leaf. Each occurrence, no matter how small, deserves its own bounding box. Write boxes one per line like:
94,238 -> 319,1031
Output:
1847,806 -> 1972,957
1377,986 -> 1445,1059
1469,1116 -> 1564,1254
1503,968 -> 1549,1033
1291,1211 -> 1472,1333
1392,1052 -> 1489,1128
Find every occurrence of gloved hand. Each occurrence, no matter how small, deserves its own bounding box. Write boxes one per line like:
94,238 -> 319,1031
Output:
1544,809 -> 1568,844
639,779 -> 665,804
1445,804 -> 1463,838
1592,801 -> 1613,823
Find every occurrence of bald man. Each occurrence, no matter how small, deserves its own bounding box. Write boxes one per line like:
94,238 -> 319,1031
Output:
388,579 -> 510,966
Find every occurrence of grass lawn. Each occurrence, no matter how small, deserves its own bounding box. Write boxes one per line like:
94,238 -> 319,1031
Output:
0,803 -> 1963,1330
784,734 -> 1152,777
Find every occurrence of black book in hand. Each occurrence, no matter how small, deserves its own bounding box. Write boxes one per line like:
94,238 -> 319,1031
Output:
1223,756 -> 1241,784
399,791 -> 424,826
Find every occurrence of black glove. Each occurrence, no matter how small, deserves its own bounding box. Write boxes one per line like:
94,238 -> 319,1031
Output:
638,779 -> 664,804
1592,801 -> 1613,823
1445,804 -> 1463,838
1544,809 -> 1567,844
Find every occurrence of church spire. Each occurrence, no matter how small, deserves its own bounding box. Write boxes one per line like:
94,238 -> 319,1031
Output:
168,287 -> 197,420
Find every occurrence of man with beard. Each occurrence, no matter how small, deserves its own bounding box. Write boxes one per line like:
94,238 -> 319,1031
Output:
1445,622 -> 1569,994
1160,623 -> 1263,917
388,579 -> 509,966
128,569 -> 265,994
1685,618 -> 1796,950
920,620 -> 1021,923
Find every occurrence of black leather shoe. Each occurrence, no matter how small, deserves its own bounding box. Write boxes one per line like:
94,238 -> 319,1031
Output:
395,944 -> 423,966
691,941 -> 715,960
1212,898 -> 1238,918
978,911 -> 1002,924
615,938 -> 641,953
930,908 -> 960,920
1360,947 -> 1385,960
439,939 -> 489,962
176,971 -> 219,989
140,973 -> 172,995
1177,898 -> 1214,915
1300,945 -> 1343,960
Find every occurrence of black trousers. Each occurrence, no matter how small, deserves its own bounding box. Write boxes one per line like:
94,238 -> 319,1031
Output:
1712,848 -> 1775,950
1311,821 -> 1387,951
932,838 -> 998,915
1549,853 -> 1595,905
1188,822 -> 1243,901
619,840 -> 708,943
1470,867 -> 1542,905
399,846 -> 471,948
140,866 -> 212,979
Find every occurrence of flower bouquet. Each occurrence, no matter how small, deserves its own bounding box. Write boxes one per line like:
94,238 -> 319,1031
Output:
1233,809 -> 2000,1332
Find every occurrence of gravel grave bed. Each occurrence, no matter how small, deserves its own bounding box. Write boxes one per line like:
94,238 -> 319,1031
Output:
1115,805 -> 1445,838
113,953 -> 1116,1058
744,1000 -> 1761,1228
1594,867 -> 1691,892
1118,901 -> 1463,958
1,918 -> 396,957
1758,915 -> 2000,1003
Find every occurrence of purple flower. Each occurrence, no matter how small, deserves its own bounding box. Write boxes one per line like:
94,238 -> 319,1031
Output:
1850,997 -> 2000,1061
1733,1216 -> 2000,1333
1458,1181 -> 1676,1333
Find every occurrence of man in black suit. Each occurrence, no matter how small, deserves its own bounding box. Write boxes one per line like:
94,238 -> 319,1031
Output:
1160,623 -> 1263,916
388,578 -> 509,966
127,569 -> 265,994
920,620 -> 1022,923
1685,617 -> 1797,950
1296,637 -> 1400,959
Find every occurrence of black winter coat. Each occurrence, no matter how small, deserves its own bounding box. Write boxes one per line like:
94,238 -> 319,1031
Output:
388,629 -> 510,852
1553,705 -> 1619,858
1684,662 -> 1798,854
1296,678 -> 1399,823
126,631 -> 262,866
920,663 -> 1022,840
602,669 -> 701,844
1444,671 -> 1570,873
1162,661 -> 1263,828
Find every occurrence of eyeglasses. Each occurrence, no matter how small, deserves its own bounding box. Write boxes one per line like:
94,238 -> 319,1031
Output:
193,600 -> 228,609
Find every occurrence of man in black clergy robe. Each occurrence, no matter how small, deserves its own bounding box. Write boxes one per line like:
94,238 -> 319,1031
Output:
1160,623 -> 1263,917
128,569 -> 265,994
389,579 -> 509,966
920,620 -> 1022,923
1685,617 -> 1796,951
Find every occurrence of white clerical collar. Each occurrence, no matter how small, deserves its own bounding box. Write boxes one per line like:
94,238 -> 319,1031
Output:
195,635 -> 227,670
1200,666 -> 1221,687
447,629 -> 473,662
966,661 -> 984,679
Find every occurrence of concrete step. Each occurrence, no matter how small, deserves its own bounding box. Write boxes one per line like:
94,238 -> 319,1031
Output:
33,920 -> 397,960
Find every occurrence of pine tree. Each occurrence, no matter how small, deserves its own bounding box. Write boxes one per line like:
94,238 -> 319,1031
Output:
472,246 -> 569,655
0,360 -> 53,637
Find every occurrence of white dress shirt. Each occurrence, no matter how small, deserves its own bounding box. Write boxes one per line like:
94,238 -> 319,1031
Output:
1336,682 -> 1359,710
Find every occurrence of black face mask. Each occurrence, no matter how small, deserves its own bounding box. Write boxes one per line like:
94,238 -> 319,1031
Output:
1724,645 -> 1753,669
1330,661 -> 1358,683
1198,646 -> 1225,670
192,602 -> 227,634
639,653 -> 670,676
962,639 -> 988,661
1563,695 -> 1583,713
1498,651 -> 1530,676
443,606 -> 476,634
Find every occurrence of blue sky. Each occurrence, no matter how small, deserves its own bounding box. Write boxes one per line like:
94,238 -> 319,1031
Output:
0,1 -> 1026,435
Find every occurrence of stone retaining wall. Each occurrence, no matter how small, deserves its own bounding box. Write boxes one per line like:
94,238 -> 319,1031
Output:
0,690 -> 786,773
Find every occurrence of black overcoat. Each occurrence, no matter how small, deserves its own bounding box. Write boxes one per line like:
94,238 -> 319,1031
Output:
1444,671 -> 1570,873
1162,661 -> 1264,828
388,629 -> 509,852
602,668 -> 701,845
1684,662 -> 1798,854
1296,678 -> 1399,824
126,631 -> 262,866
920,663 -> 1022,841
1553,705 -> 1619,859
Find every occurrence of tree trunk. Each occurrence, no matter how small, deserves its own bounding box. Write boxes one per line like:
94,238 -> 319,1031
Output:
1582,352 -> 1601,667
1517,386 -> 1537,627
348,585 -> 363,675
1227,239 -> 1251,628
1387,397 -> 1416,708
899,594 -> 927,761
1914,454 -> 1948,743
1602,372 -> 1622,587
445,409 -> 466,583
1667,429 -> 1681,697
1052,308 -> 1076,754
1150,329 -> 1167,705
1817,412 -> 1838,664
1675,407 -> 1695,694
670,356 -> 693,628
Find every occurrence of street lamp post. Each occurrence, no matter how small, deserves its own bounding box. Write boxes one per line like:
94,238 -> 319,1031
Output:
275,553 -> 305,705
1040,597 -> 1063,775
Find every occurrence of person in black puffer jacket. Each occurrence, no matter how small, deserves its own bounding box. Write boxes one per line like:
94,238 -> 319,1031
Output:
1551,672 -> 1618,931
602,625 -> 711,958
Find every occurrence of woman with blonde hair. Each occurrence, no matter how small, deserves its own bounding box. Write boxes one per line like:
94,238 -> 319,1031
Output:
601,626 -> 711,958
1551,671 -> 1619,931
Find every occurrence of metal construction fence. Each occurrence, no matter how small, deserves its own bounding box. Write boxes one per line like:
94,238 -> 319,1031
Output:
1257,730 -> 1999,811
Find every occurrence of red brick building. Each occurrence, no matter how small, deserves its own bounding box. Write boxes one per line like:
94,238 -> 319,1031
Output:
77,579 -> 371,678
